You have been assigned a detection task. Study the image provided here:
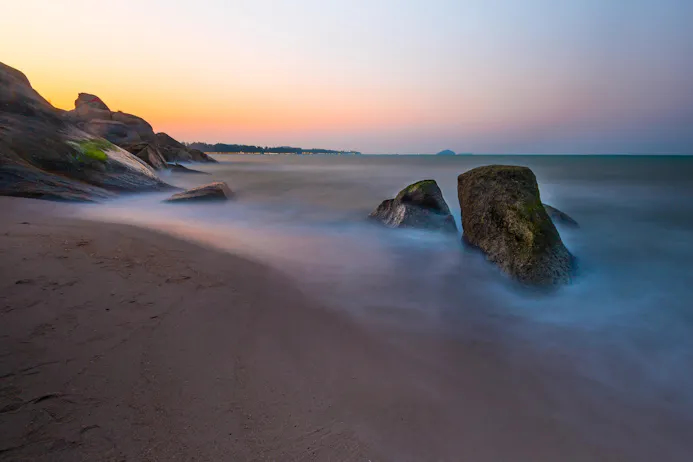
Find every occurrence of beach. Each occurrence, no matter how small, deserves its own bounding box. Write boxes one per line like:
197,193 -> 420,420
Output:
2,0 -> 693,457
2,195 -> 692,461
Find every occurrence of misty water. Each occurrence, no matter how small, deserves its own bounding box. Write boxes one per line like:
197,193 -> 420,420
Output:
78,154 -> 693,422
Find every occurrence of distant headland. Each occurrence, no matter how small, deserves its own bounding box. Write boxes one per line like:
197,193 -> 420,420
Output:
184,142 -> 361,156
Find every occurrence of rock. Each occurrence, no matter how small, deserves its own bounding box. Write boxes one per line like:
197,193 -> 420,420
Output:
1,61 -> 170,201
543,204 -> 579,228
121,142 -> 168,170
436,149 -> 456,156
457,165 -> 574,285
369,180 -> 457,232
66,94 -> 214,165
164,182 -> 232,202
188,147 -> 215,162
62,137 -> 169,191
75,93 -> 109,111
156,133 -> 217,163
65,103 -> 157,146
169,163 -> 209,174
0,62 -> 60,120
0,160 -> 114,202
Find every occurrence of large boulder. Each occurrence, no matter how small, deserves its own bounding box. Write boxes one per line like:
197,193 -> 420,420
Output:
457,165 -> 574,285
1,62 -> 170,201
164,182 -> 232,202
369,180 -> 457,233
156,132 -> 216,163
65,94 -> 157,146
75,93 -> 109,111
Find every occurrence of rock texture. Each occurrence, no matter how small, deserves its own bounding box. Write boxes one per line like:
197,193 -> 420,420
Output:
369,180 -> 457,233
156,132 -> 216,163
457,165 -> 574,285
543,204 -> 579,228
75,93 -> 109,111
1,61 -> 169,201
65,93 -> 156,146
164,182 -> 232,202
169,163 -> 209,174
120,142 -> 168,170
0,162 -> 114,202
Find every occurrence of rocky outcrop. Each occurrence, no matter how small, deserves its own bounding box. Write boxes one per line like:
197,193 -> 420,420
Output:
120,142 -> 168,170
65,93 -> 215,168
1,62 -> 170,201
65,94 -> 157,146
0,160 -> 114,202
458,165 -> 574,285
156,133 -> 216,163
543,204 -> 579,228
164,182 -> 232,202
169,163 -> 209,174
75,93 -> 109,111
369,180 -> 457,233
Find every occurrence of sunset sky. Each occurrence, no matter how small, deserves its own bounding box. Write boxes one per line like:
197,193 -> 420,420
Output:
2,0 -> 692,154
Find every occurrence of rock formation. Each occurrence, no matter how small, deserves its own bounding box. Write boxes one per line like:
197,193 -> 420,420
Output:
65,93 -> 156,146
156,132 -> 216,163
120,142 -> 168,170
169,163 -> 209,174
64,94 -> 216,168
369,180 -> 457,232
164,182 -> 233,202
1,62 -> 169,201
457,165 -> 574,285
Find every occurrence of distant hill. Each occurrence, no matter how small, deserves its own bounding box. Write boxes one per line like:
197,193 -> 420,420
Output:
436,149 -> 456,156
184,142 -> 361,155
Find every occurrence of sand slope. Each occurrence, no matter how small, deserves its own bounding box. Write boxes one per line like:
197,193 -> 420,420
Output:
1,197 -> 691,461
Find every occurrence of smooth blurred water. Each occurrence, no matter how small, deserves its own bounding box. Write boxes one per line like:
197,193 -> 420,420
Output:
77,154 -> 693,416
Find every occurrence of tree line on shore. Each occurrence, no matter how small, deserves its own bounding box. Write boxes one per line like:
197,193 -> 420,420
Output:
183,142 -> 361,155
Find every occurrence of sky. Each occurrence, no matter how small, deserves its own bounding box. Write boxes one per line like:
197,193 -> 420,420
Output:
1,0 -> 692,154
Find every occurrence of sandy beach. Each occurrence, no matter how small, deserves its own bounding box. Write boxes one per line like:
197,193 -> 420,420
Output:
1,196 -> 691,462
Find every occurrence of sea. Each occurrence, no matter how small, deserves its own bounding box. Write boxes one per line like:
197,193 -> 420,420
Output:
77,154 -> 693,421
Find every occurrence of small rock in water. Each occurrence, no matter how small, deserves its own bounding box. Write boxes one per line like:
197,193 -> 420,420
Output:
164,182 -> 233,202
369,179 -> 457,233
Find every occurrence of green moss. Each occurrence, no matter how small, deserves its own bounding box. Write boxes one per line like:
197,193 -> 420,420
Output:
398,179 -> 435,196
409,179 -> 435,189
68,139 -> 112,162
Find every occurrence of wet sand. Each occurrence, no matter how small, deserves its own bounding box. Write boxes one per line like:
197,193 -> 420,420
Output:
1,197 -> 691,461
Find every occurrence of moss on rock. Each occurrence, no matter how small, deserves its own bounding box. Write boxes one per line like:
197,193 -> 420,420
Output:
68,139 -> 113,162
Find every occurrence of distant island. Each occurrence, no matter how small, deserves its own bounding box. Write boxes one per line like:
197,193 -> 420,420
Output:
435,150 -> 473,156
184,142 -> 361,156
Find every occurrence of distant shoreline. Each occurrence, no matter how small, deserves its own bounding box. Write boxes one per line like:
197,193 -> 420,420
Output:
185,142 -> 361,156
206,151 -> 361,156
207,152 -> 693,157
